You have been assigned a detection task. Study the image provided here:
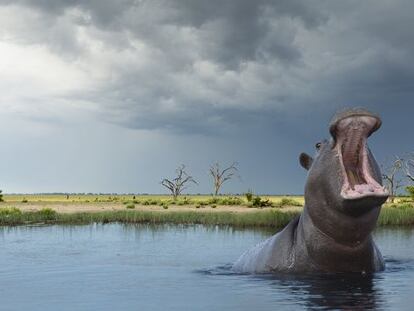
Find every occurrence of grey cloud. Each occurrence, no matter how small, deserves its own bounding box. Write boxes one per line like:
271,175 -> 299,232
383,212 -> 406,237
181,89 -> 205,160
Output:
1,0 -> 414,135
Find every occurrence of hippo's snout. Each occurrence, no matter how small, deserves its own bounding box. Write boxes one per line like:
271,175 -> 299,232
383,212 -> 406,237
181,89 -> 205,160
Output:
329,108 -> 381,141
329,109 -> 388,202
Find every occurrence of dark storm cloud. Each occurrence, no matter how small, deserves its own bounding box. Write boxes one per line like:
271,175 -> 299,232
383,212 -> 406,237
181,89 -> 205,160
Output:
1,0 -> 414,135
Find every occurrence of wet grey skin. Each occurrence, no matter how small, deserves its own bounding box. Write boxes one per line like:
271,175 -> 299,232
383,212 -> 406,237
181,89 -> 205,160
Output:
233,108 -> 389,274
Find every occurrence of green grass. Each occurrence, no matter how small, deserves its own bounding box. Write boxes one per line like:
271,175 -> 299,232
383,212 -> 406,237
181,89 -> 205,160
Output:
0,208 -> 298,228
378,203 -> 414,226
0,203 -> 413,228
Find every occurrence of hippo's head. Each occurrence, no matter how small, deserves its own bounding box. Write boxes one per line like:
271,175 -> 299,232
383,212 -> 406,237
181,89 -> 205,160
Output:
299,108 -> 388,241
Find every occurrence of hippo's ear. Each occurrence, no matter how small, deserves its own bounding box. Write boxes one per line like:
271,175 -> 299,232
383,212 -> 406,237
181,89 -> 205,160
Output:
299,153 -> 313,171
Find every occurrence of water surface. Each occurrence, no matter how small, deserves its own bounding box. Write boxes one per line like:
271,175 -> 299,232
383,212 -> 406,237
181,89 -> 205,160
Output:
0,224 -> 413,310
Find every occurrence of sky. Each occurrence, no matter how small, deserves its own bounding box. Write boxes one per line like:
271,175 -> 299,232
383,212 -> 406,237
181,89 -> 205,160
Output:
0,0 -> 412,194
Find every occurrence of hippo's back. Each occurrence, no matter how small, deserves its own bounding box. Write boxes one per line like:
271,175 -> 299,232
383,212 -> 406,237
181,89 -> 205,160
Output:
232,216 -> 299,273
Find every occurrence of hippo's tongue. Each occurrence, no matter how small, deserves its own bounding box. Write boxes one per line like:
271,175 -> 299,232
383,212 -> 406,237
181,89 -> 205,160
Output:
336,116 -> 388,199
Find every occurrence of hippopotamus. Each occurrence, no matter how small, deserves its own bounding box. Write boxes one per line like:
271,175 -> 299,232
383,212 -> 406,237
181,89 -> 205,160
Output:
233,108 -> 389,274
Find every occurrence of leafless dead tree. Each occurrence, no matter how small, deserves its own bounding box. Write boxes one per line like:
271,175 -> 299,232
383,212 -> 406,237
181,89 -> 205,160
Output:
161,165 -> 198,199
403,153 -> 414,183
209,162 -> 239,196
382,157 -> 403,203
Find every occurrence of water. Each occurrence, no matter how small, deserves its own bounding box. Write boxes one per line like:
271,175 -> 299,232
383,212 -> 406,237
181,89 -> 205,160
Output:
0,224 -> 413,311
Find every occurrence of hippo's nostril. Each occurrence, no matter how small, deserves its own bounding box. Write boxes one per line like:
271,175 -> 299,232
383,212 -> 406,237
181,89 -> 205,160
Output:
329,108 -> 382,142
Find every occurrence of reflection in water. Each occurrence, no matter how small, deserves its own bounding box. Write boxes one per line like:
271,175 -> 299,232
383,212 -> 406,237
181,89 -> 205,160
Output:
201,265 -> 384,310
268,273 -> 380,310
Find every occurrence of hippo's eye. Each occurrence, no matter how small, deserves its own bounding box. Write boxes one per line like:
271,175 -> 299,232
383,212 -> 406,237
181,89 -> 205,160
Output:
315,142 -> 322,150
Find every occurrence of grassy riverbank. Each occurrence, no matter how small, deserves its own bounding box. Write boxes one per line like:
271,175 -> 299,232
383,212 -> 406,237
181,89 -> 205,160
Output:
0,207 -> 299,228
0,202 -> 413,228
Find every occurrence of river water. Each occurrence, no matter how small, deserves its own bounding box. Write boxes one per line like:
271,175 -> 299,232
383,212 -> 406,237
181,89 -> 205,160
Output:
0,224 -> 412,310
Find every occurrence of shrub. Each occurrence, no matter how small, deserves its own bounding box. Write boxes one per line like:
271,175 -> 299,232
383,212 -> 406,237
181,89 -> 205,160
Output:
175,197 -> 192,205
211,204 -> 217,208
244,190 -> 253,202
251,196 -> 273,208
218,197 -> 243,205
142,199 -> 161,205
0,190 -> 3,202
278,198 -> 302,207
162,205 -> 169,210
406,186 -> 414,200
22,198 -> 28,203
195,204 -> 201,209
207,197 -> 219,205
125,203 -> 135,209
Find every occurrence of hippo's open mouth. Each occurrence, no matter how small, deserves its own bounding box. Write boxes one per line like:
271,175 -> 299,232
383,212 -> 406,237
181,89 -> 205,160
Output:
332,114 -> 388,200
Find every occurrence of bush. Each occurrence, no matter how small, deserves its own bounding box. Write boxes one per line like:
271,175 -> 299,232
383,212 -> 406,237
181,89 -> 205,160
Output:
251,196 -> 273,208
125,203 -> 135,209
141,199 -> 162,205
175,197 -> 192,205
0,190 -> 3,202
211,204 -> 217,208
278,198 -> 302,207
22,198 -> 28,203
207,197 -> 219,205
219,197 -> 243,205
406,186 -> 414,200
244,190 -> 253,202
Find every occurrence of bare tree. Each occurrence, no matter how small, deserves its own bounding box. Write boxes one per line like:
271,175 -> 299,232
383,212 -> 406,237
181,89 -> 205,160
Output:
382,157 -> 403,203
403,153 -> 414,183
209,162 -> 239,196
161,165 -> 198,199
